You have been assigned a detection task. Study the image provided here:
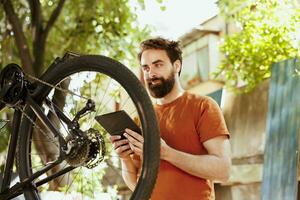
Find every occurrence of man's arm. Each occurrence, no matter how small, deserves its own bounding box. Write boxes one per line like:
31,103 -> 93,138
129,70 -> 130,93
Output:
161,135 -> 231,182
125,129 -> 231,182
110,135 -> 139,191
120,158 -> 138,191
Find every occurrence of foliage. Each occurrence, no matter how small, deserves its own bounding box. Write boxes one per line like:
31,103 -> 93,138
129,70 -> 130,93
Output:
0,0 -> 155,195
0,0 -> 151,150
0,0 -> 151,73
216,0 -> 300,92
0,119 -> 9,152
44,0 -> 150,69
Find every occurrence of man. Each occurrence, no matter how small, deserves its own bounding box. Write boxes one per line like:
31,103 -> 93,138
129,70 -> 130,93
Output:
110,37 -> 231,200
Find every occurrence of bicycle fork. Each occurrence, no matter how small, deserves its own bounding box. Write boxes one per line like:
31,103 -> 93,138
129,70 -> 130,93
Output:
0,110 -> 22,199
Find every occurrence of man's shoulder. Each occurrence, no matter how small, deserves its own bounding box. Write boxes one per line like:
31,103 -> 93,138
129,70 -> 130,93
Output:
183,92 -> 221,113
184,92 -> 214,104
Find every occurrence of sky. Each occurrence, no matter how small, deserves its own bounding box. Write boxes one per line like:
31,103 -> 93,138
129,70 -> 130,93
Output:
132,0 -> 219,39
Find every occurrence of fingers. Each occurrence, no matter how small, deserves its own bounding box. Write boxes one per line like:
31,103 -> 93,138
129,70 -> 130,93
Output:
115,144 -> 132,155
125,129 -> 144,142
124,129 -> 144,156
124,131 -> 143,149
109,135 -> 133,159
129,142 -> 143,156
109,135 -> 121,143
112,139 -> 129,150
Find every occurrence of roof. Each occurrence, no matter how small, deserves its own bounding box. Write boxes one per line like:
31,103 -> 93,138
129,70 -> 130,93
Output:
179,14 -> 221,46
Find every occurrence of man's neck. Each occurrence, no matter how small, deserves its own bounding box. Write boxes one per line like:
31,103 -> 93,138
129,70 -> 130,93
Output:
156,82 -> 184,105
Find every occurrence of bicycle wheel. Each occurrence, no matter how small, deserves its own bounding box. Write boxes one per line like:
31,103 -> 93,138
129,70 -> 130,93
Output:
17,55 -> 160,200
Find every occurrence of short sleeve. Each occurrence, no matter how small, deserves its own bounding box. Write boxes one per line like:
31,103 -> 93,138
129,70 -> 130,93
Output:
196,97 -> 230,143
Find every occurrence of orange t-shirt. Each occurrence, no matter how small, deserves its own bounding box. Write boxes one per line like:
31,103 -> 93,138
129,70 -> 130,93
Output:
151,92 -> 230,200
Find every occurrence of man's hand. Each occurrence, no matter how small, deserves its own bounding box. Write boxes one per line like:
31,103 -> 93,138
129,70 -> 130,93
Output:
125,129 -> 172,161
109,134 -> 139,191
124,128 -> 144,157
109,135 -> 133,160
160,138 -> 172,160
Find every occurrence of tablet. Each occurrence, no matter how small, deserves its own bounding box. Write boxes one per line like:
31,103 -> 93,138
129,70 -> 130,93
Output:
95,110 -> 142,139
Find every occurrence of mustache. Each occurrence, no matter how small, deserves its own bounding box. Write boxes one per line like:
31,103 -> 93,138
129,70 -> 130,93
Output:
146,77 -> 163,83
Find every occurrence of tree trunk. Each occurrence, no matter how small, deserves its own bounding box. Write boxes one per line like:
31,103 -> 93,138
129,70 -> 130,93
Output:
2,0 -> 34,75
32,78 -> 71,190
3,0 -> 70,191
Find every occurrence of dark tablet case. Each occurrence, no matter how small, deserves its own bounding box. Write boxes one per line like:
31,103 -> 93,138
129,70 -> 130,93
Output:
95,110 -> 141,137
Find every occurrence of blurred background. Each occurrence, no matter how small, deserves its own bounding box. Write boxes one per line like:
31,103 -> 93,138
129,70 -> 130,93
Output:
0,0 -> 300,199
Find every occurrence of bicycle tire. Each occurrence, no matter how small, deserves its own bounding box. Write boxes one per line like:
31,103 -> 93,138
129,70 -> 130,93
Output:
17,55 -> 160,200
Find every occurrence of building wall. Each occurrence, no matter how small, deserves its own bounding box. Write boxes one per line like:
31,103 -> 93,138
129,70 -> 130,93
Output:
181,14 -> 267,199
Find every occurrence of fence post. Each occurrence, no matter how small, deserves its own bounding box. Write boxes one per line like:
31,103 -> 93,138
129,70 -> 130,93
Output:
262,58 -> 300,200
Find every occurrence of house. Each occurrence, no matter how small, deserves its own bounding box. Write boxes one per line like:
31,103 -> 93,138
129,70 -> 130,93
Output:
179,14 -> 267,200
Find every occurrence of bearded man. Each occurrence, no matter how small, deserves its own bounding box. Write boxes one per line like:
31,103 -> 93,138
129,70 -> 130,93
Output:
110,37 -> 231,200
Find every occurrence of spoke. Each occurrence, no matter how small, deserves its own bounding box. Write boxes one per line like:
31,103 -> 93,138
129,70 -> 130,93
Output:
16,106 -> 59,148
94,77 -> 112,117
105,158 -> 139,175
51,95 -> 70,136
88,71 -> 93,130
120,94 -> 131,110
129,109 -> 138,118
74,73 -> 80,117
25,73 -> 89,100
30,139 -> 58,143
29,152 -> 59,156
93,73 -> 101,99
32,163 -> 47,170
92,168 -> 95,199
106,161 -> 134,176
91,74 -> 102,128
19,70 -> 147,199
55,162 -> 70,189
101,170 -> 114,186
81,168 -> 83,199
98,85 -> 123,114
67,172 -> 70,192
35,165 -> 74,188
89,77 -> 112,128
63,168 -> 81,196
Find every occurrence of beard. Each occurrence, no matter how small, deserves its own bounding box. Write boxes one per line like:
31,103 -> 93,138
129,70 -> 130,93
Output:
146,71 -> 175,98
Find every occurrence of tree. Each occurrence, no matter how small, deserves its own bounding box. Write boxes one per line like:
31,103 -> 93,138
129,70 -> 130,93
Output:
216,0 -> 300,92
0,0 -> 152,191
0,0 -> 151,75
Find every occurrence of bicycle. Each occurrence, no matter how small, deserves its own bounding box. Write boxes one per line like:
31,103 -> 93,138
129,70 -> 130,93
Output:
0,52 -> 160,200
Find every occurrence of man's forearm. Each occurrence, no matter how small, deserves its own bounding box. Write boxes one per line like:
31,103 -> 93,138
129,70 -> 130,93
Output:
164,147 -> 231,182
121,159 -> 138,191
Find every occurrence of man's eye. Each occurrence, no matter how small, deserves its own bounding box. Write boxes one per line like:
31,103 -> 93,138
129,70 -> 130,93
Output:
142,66 -> 149,71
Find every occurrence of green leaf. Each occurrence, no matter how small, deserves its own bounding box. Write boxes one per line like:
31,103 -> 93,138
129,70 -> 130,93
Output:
216,0 -> 300,92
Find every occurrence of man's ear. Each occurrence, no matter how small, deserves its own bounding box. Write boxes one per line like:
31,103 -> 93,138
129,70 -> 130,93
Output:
173,60 -> 181,72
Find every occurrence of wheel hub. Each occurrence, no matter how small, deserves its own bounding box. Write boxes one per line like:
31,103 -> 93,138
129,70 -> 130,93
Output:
66,128 -> 106,168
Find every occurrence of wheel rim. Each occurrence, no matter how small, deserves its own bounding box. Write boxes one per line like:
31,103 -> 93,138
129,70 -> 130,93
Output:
18,57 -> 160,200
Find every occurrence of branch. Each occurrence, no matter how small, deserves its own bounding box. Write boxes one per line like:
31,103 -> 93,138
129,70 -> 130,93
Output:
31,0 -> 65,76
27,0 -> 42,32
27,0 -> 45,76
44,0 -> 66,37
1,0 -> 34,75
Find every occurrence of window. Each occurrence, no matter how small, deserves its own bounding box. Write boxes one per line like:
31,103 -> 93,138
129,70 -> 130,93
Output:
180,46 -> 209,89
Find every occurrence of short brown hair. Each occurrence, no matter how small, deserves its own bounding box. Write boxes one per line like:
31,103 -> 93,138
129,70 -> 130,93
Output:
138,37 -> 183,75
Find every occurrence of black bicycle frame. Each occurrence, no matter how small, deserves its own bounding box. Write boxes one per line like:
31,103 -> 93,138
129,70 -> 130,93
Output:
0,96 -> 74,200
1,109 -> 21,195
0,52 -> 83,200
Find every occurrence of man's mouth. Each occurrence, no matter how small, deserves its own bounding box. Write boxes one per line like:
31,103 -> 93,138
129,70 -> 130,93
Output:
150,79 -> 161,85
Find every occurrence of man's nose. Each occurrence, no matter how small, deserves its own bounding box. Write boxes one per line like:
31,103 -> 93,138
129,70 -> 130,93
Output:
148,66 -> 157,78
